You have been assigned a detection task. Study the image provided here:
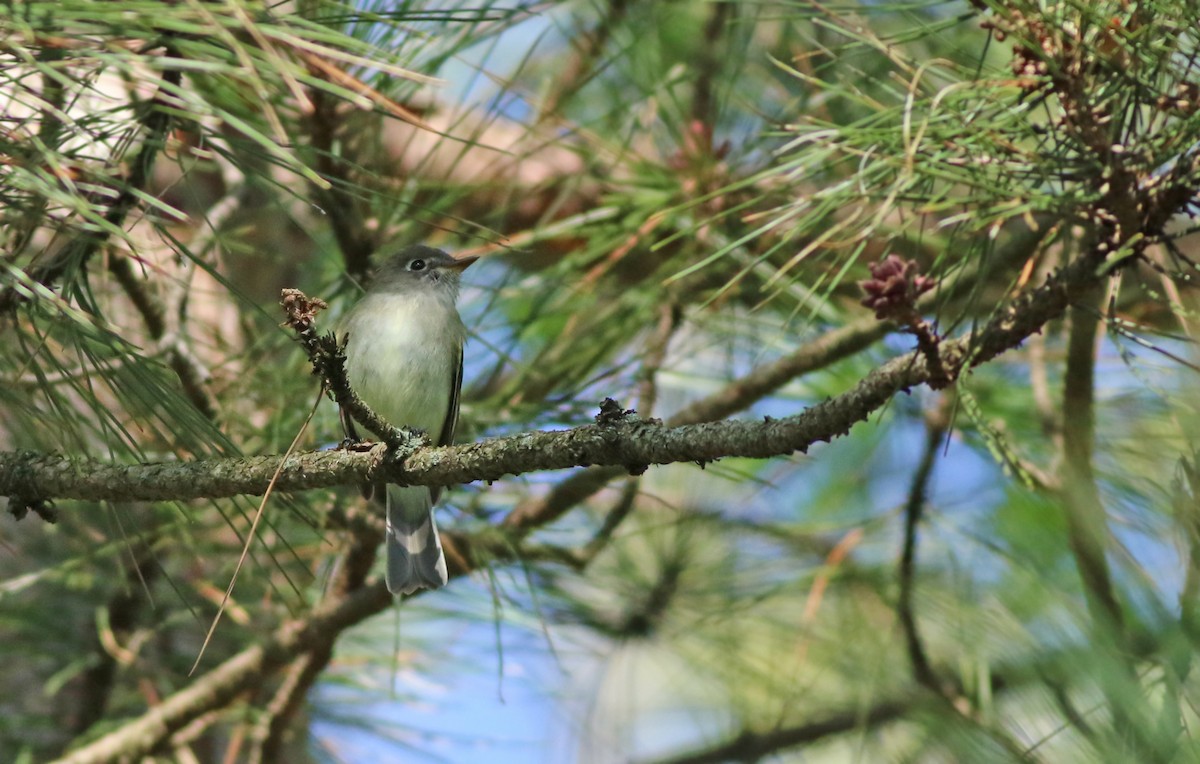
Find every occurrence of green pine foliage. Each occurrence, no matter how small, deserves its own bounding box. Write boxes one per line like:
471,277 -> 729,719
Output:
2,0 -> 1200,761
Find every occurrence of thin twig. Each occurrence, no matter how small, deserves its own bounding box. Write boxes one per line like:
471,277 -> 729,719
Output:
897,394 -> 951,693
107,256 -> 218,419
634,302 -> 681,415
1061,279 -> 1122,632
537,0 -> 630,121
69,546 -> 156,737
279,289 -> 421,453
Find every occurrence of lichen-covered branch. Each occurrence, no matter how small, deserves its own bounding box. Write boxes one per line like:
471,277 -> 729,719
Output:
2,247 -> 1114,511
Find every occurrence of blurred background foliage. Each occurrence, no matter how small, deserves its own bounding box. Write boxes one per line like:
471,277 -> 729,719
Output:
2,0 -> 1200,762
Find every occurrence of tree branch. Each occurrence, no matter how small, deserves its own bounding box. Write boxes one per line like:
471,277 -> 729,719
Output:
51,517 -> 556,763
502,216 -> 1052,531
52,577 -> 392,764
307,69 -> 375,283
248,503 -> 379,764
0,246 -> 1120,510
645,695 -> 919,764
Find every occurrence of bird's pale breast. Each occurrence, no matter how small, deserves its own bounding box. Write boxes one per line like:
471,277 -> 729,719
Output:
339,290 -> 464,437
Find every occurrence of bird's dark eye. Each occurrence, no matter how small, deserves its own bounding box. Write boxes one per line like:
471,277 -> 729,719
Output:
408,259 -> 427,272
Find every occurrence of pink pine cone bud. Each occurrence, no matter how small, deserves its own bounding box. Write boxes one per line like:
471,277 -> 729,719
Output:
859,255 -> 935,320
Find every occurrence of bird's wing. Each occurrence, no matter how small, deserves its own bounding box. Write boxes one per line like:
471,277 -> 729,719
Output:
430,346 -> 464,506
438,345 -> 464,448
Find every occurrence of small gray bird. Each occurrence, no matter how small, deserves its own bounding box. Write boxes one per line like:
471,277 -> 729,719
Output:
338,245 -> 475,594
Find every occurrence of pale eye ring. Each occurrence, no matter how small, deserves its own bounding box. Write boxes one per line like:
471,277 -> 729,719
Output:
408,259 -> 427,271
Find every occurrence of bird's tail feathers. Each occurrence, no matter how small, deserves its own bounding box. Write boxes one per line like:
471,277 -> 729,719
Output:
385,485 -> 449,595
